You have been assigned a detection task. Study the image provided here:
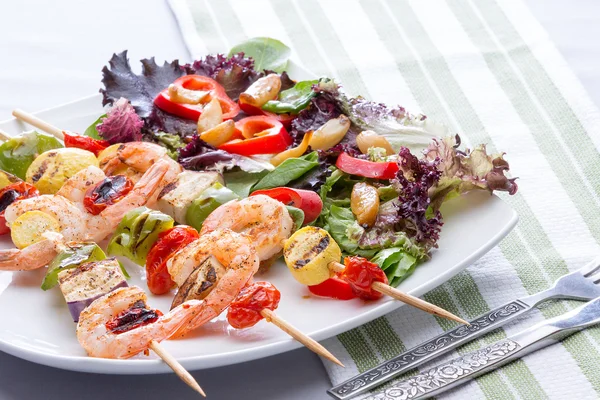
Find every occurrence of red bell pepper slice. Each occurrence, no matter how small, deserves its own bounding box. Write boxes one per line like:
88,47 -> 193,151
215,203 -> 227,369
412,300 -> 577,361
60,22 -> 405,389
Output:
251,187 -> 323,224
218,116 -> 292,156
336,152 -> 399,180
308,277 -> 356,300
63,132 -> 110,156
239,101 -> 296,128
154,75 -> 240,121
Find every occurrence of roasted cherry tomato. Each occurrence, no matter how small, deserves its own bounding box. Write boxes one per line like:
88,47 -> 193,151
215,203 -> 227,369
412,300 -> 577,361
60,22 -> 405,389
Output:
105,300 -> 163,334
251,187 -> 323,224
83,175 -> 134,215
218,116 -> 292,156
227,281 -> 281,329
308,277 -> 356,300
0,182 -> 40,235
238,101 -> 296,128
336,152 -> 399,180
63,132 -> 110,156
340,256 -> 388,301
145,226 -> 200,295
154,75 -> 239,121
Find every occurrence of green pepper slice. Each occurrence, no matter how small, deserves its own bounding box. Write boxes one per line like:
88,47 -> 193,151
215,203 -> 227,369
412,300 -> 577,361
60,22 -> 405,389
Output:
261,80 -> 319,114
107,207 -> 174,265
41,242 -> 107,290
0,131 -> 63,180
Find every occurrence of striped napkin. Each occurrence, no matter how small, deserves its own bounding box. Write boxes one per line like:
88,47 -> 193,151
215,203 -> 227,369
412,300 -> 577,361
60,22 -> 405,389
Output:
169,0 -> 600,398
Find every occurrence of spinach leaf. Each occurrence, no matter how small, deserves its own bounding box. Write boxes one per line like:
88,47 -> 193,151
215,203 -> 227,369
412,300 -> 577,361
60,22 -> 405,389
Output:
224,170 -> 268,198
84,115 -> 105,139
251,152 -> 319,191
229,37 -> 291,73
286,206 -> 305,232
262,80 -> 318,114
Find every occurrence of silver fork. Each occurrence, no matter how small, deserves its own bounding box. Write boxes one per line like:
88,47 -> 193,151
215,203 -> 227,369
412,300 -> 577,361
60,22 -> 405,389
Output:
328,256 -> 600,400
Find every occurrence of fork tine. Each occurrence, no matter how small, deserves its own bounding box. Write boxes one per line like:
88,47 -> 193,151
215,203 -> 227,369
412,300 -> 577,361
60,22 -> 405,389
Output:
581,256 -> 600,277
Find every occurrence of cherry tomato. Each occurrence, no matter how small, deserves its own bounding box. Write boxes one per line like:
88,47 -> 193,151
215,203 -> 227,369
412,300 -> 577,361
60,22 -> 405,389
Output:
227,281 -> 281,329
340,256 -> 389,300
0,182 -> 40,235
251,187 -> 323,224
105,300 -> 163,334
145,226 -> 200,295
83,175 -> 134,215
308,277 -> 356,300
63,132 -> 110,156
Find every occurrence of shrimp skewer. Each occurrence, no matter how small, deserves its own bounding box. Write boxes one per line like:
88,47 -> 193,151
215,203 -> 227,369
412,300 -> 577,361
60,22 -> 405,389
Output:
76,286 -> 206,396
0,160 -> 170,271
200,195 -> 294,261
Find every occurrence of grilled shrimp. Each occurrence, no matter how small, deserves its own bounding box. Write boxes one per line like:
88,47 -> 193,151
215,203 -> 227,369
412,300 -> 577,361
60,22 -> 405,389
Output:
166,229 -> 260,337
56,165 -> 106,208
0,161 -> 169,271
0,232 -> 64,271
76,286 -> 203,359
99,142 -> 182,205
200,195 -> 293,261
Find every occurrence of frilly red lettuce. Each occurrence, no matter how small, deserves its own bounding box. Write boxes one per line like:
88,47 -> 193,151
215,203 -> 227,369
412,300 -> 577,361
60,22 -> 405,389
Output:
424,135 -> 518,210
96,98 -> 144,143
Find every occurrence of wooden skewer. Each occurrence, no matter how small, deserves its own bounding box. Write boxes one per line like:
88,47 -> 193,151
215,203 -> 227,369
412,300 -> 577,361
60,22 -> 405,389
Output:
328,262 -> 469,325
12,108 -> 64,140
0,128 -> 11,142
259,308 -> 344,367
149,340 -> 206,397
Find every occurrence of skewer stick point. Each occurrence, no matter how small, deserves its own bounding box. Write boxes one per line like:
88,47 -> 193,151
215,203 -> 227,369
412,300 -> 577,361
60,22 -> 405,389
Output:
328,262 -> 468,326
149,340 -> 206,397
260,308 -> 344,368
12,108 -> 64,140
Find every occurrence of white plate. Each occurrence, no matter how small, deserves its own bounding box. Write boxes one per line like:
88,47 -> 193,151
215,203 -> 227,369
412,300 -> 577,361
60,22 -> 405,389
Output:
0,93 -> 518,375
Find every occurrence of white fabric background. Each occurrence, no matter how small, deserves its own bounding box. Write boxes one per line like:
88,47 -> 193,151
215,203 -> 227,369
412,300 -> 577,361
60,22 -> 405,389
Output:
0,0 -> 598,399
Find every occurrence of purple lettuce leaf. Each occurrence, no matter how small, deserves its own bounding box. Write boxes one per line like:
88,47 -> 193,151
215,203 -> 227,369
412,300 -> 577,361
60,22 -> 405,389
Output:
424,135 -> 518,210
178,135 -> 236,170
101,51 -> 184,118
96,98 -> 144,143
393,147 -> 443,250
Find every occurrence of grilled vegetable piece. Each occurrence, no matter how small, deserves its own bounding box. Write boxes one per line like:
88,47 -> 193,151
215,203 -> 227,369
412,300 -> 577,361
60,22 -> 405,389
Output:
239,74 -> 282,108
350,182 -> 380,227
199,120 -> 237,147
0,170 -> 21,190
42,242 -> 107,290
26,147 -> 99,194
197,98 -> 223,133
171,255 -> 227,309
185,182 -> 239,231
156,170 -> 223,224
58,257 -> 128,322
308,115 -> 350,151
283,226 -> 341,286
107,207 -> 174,266
0,131 -> 63,180
356,130 -> 394,156
10,210 -> 61,249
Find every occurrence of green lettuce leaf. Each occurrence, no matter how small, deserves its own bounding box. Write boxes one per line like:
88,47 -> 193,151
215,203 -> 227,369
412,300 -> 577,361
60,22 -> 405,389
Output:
229,37 -> 291,73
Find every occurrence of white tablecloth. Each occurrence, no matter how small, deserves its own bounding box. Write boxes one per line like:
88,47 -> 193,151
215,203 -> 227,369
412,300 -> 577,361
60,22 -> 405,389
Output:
0,0 -> 598,399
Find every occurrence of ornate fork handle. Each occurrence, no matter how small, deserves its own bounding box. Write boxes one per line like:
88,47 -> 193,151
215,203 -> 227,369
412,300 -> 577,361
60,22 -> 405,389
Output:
328,300 -> 531,399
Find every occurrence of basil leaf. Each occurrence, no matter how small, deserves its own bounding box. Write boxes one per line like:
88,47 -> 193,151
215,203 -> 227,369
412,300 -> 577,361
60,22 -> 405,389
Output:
286,206 -> 305,232
262,80 -> 318,114
229,37 -> 291,73
84,115 -> 105,139
224,170 -> 268,198
251,152 -> 319,192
